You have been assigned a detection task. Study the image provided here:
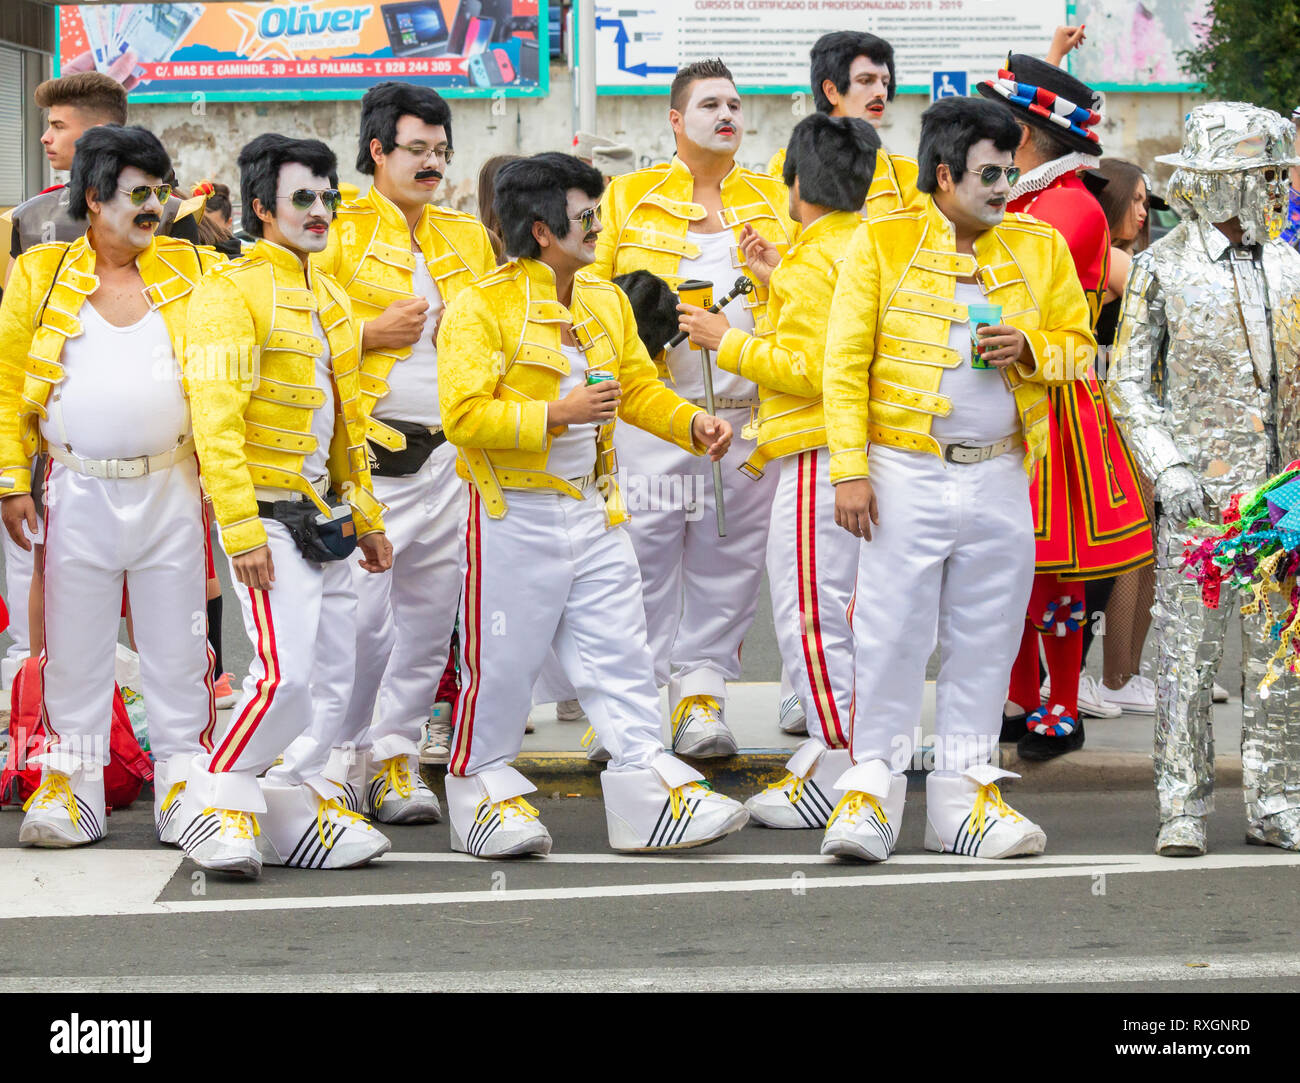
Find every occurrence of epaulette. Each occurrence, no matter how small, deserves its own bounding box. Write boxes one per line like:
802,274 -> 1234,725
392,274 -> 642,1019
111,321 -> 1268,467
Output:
575,270 -> 617,292
427,204 -> 479,222
473,264 -> 518,289
1000,212 -> 1056,236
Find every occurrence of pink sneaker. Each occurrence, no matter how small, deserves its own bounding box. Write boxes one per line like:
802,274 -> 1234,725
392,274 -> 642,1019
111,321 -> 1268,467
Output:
213,672 -> 238,710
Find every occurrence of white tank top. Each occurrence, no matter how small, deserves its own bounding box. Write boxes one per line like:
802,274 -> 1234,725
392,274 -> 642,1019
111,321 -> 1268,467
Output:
373,253 -> 442,427
547,344 -> 599,480
664,229 -> 758,402
301,312 -> 335,484
930,282 -> 1022,445
42,303 -> 190,460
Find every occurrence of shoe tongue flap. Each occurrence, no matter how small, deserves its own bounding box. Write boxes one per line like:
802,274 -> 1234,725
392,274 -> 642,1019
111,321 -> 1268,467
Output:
651,752 -> 705,789
962,763 -> 1018,788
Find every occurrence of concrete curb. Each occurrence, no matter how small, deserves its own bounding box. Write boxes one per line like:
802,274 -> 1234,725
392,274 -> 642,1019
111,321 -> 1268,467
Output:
421,748 -> 1246,798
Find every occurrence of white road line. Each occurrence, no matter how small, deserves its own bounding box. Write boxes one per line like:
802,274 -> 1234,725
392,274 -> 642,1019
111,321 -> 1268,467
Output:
1,850 -> 1297,920
2,952 -> 1298,992
376,851 -> 1158,866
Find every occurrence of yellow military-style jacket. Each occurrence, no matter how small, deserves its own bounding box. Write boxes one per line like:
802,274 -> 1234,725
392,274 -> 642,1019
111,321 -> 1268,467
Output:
437,258 -> 706,524
314,184 -> 495,450
823,196 -> 1095,482
590,156 -> 795,372
767,146 -> 921,220
0,233 -> 224,494
186,238 -> 384,556
715,209 -> 861,478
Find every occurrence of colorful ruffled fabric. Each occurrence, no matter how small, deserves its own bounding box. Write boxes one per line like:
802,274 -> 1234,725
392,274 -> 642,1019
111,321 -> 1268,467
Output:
1182,461 -> 1300,692
1283,187 -> 1300,249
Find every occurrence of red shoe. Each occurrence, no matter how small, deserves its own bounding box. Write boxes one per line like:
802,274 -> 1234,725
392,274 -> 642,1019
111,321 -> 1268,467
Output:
213,672 -> 238,710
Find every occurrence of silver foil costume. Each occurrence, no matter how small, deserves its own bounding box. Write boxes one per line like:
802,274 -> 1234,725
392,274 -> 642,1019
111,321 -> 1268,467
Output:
1108,102 -> 1300,854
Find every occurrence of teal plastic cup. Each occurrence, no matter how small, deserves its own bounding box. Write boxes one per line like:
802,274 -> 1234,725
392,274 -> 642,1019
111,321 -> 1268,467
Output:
967,302 -> 1002,370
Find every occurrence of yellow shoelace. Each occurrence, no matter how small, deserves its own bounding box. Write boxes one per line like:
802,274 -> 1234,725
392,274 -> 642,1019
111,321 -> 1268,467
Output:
764,771 -> 807,805
826,790 -> 886,829
475,795 -> 541,825
969,783 -> 1023,836
160,781 -> 186,812
316,797 -> 368,849
668,781 -> 715,821
580,726 -> 598,749
22,774 -> 80,829
671,695 -> 721,735
202,807 -> 260,840
370,758 -> 415,807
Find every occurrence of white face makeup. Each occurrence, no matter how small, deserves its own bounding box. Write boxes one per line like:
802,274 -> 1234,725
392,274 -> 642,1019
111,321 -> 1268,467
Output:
674,78 -> 743,155
258,160 -> 336,256
834,55 -> 891,128
551,187 -> 602,270
89,164 -> 166,252
939,139 -> 1014,231
375,114 -> 451,208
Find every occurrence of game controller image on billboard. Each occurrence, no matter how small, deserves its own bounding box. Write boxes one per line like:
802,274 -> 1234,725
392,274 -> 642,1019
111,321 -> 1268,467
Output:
56,0 -> 547,101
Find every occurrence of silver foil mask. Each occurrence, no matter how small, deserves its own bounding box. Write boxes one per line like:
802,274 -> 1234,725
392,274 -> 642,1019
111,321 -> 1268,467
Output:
1167,166 -> 1290,244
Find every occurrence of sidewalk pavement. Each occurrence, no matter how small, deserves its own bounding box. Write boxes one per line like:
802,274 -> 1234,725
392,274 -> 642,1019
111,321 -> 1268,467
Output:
498,682 -> 1246,799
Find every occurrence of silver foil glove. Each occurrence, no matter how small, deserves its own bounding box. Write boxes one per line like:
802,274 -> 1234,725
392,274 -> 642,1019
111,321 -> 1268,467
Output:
1155,464 -> 1206,524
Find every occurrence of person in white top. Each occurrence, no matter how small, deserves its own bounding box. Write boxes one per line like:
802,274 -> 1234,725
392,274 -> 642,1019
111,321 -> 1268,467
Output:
0,126 -> 219,849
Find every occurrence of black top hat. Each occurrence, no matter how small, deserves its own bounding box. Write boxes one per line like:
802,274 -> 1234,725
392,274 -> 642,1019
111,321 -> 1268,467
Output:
977,53 -> 1103,157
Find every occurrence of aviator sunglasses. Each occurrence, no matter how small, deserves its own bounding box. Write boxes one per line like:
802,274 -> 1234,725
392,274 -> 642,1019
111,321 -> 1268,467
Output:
277,188 -> 343,212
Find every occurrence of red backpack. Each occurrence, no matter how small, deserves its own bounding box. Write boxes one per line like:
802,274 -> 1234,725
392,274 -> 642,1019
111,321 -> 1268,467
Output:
0,657 -> 153,809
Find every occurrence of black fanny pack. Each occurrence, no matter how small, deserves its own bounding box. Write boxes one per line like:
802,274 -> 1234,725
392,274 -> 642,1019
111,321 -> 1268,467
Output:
369,420 -> 447,477
257,496 -> 358,564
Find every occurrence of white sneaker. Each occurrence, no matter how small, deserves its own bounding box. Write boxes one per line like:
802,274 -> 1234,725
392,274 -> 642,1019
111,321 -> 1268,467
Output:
154,754 -> 208,846
260,782 -> 391,870
1102,675 -> 1156,714
1076,674 -> 1122,719
181,806 -> 265,877
19,768 -> 106,848
418,711 -> 452,766
446,769 -> 552,858
580,725 -> 611,763
819,759 -> 907,862
745,740 -> 850,829
1212,682 -> 1230,703
556,699 -> 587,723
602,754 -> 748,852
924,765 -> 1046,859
367,755 -> 442,824
777,693 -> 808,736
671,695 -> 738,758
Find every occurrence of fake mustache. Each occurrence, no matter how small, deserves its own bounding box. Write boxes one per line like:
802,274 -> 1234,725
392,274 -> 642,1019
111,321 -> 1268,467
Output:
714,121 -> 736,133
415,168 -> 443,181
133,213 -> 160,228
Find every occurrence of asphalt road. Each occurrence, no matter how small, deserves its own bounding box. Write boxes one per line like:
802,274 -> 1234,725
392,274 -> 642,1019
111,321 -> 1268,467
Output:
2,788 -> 1297,993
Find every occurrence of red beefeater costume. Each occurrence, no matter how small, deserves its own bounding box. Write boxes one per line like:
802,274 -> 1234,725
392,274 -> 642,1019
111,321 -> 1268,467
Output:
980,58 -> 1153,742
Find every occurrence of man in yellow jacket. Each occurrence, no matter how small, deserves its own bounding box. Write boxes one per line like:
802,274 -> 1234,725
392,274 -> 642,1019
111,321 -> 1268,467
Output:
184,134 -> 392,878
767,31 -> 919,226
0,126 -> 220,851
821,96 -> 1095,862
678,113 -> 879,831
304,83 -> 496,825
591,57 -> 795,758
763,31 -> 919,739
437,152 -> 749,856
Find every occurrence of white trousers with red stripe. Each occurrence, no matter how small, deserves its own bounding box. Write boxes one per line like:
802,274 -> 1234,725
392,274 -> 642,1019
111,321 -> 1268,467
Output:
767,449 -> 857,750
848,446 -> 1035,773
332,442 -> 465,761
41,457 -> 214,771
449,485 -> 665,778
614,406 -> 778,704
193,519 -> 356,811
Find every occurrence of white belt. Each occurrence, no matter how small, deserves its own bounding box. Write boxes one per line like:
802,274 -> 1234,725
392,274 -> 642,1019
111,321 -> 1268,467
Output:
691,397 -> 758,410
254,475 -> 329,503
47,437 -> 195,480
939,434 -> 1021,465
